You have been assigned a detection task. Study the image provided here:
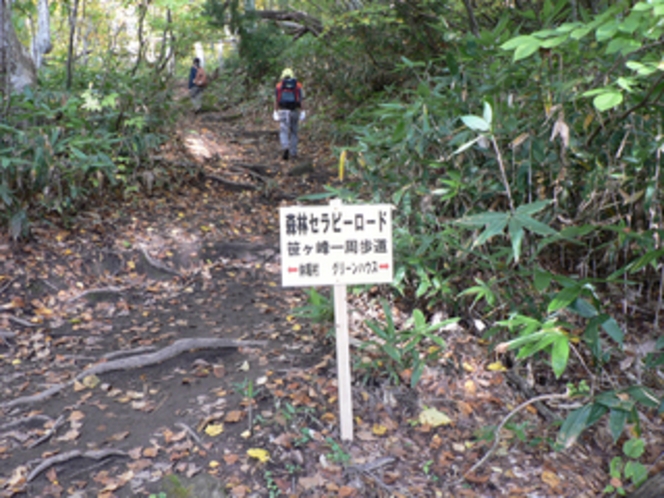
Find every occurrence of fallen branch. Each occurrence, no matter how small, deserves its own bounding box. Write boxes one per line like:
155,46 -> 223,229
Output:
0,414 -> 51,432
231,163 -> 276,176
460,391 -> 569,481
8,316 -> 38,328
175,421 -> 203,445
27,414 -> 65,449
27,448 -> 127,482
68,286 -> 126,303
505,371 -> 561,423
1,338 -> 265,411
206,173 -> 258,191
103,345 -> 157,361
228,165 -> 271,184
139,246 -> 182,277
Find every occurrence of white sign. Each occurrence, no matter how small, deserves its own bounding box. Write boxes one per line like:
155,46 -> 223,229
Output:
279,204 -> 393,287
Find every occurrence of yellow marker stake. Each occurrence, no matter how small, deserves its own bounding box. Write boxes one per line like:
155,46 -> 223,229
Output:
339,150 -> 347,181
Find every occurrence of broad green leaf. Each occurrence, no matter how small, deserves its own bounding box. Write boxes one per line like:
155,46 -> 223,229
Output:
593,91 -> 623,112
514,39 -> 541,61
482,102 -> 493,126
551,335 -> 570,378
623,438 -> 645,459
508,218 -> 525,263
383,344 -> 401,363
534,270 -> 552,292
453,136 -> 482,155
461,115 -> 490,132
514,213 -> 558,236
596,20 -> 618,41
570,27 -> 592,39
619,12 -> 643,34
555,22 -> 582,33
568,298 -> 598,318
557,404 -> 593,449
500,35 -> 536,50
516,200 -> 552,216
631,2 -> 653,11
626,61 -> 657,76
628,248 -> 664,273
540,35 -> 568,48
456,211 -> 508,227
411,361 -> 425,387
625,386 -> 660,408
475,217 -> 508,246
616,77 -> 635,92
625,461 -> 649,486
601,317 -> 624,345
515,333 -> 557,359
606,38 -> 641,55
608,409 -> 627,442
548,285 -> 581,313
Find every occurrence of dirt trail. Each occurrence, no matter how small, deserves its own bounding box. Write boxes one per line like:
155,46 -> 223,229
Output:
0,110 -> 615,497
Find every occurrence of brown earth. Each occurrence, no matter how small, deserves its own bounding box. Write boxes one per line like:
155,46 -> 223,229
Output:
0,106 -> 661,498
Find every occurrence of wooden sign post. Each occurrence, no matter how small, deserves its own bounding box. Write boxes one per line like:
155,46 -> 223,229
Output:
280,200 -> 393,441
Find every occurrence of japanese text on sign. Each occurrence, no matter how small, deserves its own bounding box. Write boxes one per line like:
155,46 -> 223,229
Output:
280,204 -> 393,287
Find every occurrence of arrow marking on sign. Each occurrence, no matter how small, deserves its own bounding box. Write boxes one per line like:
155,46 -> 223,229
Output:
288,267 -> 298,273
379,264 -> 389,270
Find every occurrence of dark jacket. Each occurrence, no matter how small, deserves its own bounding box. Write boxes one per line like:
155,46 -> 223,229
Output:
188,65 -> 199,89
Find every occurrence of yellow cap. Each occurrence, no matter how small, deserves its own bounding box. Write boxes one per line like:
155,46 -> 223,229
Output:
280,68 -> 294,79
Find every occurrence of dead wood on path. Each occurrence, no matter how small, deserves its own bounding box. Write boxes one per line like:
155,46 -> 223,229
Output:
1,338 -> 266,412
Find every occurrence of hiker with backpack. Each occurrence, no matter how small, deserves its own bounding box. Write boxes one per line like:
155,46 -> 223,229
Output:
273,68 -> 305,161
189,57 -> 207,113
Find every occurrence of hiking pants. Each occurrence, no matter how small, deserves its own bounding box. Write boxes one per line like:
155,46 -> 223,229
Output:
190,86 -> 203,111
278,109 -> 300,156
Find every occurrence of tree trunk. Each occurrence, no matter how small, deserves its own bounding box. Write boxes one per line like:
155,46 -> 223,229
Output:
66,0 -> 79,89
130,0 -> 151,76
0,0 -> 37,95
31,0 -> 52,70
461,0 -> 479,37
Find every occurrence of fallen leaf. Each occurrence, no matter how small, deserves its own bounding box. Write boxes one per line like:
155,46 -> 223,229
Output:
225,410 -> 244,423
419,407 -> 453,427
82,374 -> 100,389
372,424 -> 388,436
247,448 -> 270,463
299,473 -> 325,490
204,423 -> 224,437
69,410 -> 86,422
223,453 -> 240,465
486,361 -> 507,372
143,447 -> 159,458
542,470 -> 561,489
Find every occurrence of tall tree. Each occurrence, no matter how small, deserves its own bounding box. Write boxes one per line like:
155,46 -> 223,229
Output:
1,0 -> 37,95
31,0 -> 52,70
66,0 -> 79,89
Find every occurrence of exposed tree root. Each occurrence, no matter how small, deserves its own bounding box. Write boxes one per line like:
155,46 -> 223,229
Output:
27,448 -> 127,482
68,286 -> 126,302
27,414 -> 65,449
139,246 -> 182,277
206,173 -> 258,191
1,338 -> 265,411
0,414 -> 52,432
460,391 -> 569,481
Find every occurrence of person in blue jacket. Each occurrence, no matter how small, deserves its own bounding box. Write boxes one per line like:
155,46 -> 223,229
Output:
188,58 -> 205,112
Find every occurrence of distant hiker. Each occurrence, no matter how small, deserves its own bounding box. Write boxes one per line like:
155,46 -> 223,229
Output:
273,68 -> 305,161
189,58 -> 207,113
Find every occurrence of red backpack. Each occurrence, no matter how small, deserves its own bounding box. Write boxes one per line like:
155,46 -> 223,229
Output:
278,78 -> 301,109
